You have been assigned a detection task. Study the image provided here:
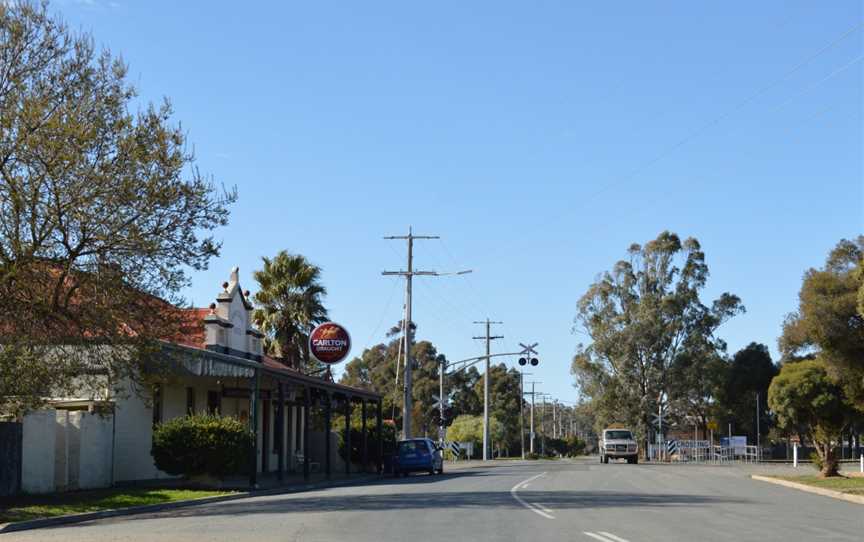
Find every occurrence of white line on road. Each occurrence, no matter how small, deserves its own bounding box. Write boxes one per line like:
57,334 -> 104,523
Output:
598,532 -> 630,542
534,503 -> 554,514
510,472 -> 554,519
583,532 -> 630,542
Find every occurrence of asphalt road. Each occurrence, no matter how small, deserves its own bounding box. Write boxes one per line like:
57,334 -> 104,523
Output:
6,458 -> 863,541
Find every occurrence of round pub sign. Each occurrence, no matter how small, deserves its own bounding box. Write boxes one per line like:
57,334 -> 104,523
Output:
309,322 -> 351,364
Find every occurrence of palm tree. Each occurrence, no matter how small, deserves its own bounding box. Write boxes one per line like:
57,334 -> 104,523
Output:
252,251 -> 328,372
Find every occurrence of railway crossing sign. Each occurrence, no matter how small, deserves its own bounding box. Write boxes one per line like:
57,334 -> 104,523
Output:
651,405 -> 669,428
432,394 -> 448,410
518,342 -> 539,366
519,342 -> 538,356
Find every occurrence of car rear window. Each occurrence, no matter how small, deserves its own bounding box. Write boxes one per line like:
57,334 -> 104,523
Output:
399,440 -> 429,453
605,430 -> 632,440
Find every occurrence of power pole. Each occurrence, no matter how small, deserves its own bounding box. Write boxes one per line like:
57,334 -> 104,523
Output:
525,381 -> 541,454
552,401 -> 557,439
540,394 -> 547,456
383,227 -> 439,440
473,319 -> 503,461
519,370 -> 532,459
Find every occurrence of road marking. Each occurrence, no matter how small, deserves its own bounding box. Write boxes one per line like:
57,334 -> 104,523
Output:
583,532 -> 630,542
534,503 -> 554,514
510,472 -> 554,519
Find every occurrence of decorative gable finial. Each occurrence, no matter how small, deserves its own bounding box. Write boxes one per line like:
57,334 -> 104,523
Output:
230,266 -> 240,286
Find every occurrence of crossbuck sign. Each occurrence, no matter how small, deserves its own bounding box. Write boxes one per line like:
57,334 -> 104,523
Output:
519,342 -> 538,356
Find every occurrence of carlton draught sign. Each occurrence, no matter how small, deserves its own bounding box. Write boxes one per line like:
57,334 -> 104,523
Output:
308,322 -> 351,364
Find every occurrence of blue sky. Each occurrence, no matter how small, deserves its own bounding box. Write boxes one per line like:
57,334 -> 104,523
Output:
54,1 -> 862,403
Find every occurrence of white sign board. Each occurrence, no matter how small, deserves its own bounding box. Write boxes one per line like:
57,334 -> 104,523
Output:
721,436 -> 747,455
458,441 -> 474,460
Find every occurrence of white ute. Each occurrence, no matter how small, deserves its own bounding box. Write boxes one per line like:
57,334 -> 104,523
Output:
600,428 -> 639,464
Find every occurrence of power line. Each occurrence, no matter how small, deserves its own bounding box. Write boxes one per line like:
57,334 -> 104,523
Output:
359,276 -> 402,353
573,21 -> 864,206
769,53 -> 864,114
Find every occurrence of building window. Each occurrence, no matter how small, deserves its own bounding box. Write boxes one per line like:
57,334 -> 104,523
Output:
152,384 -> 163,425
186,387 -> 196,415
207,390 -> 221,415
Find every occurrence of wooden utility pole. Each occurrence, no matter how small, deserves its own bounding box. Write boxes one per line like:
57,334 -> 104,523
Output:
474,319 -> 503,461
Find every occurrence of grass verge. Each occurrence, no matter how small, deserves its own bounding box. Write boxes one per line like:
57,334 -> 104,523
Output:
767,475 -> 864,496
0,487 -> 235,524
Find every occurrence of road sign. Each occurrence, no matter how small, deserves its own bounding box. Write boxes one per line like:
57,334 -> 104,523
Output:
707,420 -> 719,431
666,440 -> 679,455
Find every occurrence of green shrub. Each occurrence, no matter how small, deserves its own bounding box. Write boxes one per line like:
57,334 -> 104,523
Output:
151,414 -> 253,477
542,435 -> 587,457
810,452 -> 824,473
525,452 -> 540,460
337,421 -> 397,466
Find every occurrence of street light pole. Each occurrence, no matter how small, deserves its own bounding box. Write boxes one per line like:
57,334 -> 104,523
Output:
525,381 -> 541,454
439,357 -> 446,444
756,392 -> 761,462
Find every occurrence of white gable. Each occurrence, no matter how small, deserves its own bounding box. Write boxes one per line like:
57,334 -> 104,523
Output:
203,267 -> 264,358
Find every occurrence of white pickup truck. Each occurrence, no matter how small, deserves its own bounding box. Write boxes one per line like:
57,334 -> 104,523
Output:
600,428 -> 639,464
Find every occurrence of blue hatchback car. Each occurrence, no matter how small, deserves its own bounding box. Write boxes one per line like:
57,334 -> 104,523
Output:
394,438 -> 444,476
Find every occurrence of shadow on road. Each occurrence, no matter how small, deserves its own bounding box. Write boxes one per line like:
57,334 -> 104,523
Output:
92,483 -> 750,526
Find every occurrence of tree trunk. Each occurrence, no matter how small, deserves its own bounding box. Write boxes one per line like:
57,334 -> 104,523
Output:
818,443 -> 840,477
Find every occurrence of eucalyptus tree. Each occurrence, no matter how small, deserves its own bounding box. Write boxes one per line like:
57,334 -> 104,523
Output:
780,237 -> 864,409
252,251 -> 328,373
572,231 -> 743,446
0,2 -> 235,415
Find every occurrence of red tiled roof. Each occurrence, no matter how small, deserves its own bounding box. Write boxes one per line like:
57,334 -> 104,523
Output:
261,355 -> 293,372
169,308 -> 210,349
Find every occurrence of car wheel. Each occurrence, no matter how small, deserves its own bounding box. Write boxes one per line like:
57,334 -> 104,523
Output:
633,456 -> 638,464
603,455 -> 609,464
